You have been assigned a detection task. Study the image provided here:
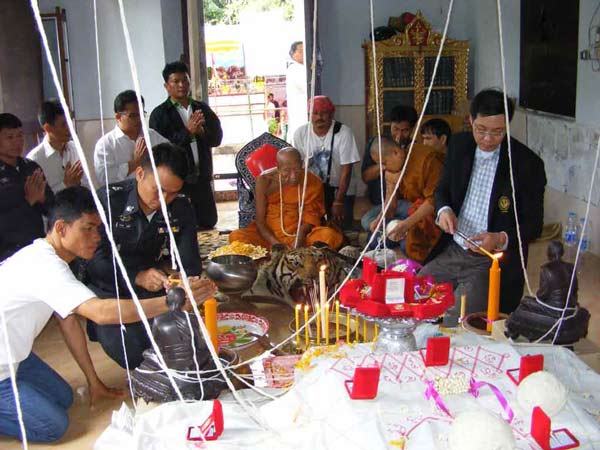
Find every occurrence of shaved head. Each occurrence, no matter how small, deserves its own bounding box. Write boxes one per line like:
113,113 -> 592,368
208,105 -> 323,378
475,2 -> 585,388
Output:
277,146 -> 303,165
277,147 -> 303,186
370,136 -> 406,173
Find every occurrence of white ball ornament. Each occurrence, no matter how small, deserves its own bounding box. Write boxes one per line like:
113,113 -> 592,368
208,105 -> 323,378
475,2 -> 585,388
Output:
517,370 -> 567,417
448,410 -> 516,450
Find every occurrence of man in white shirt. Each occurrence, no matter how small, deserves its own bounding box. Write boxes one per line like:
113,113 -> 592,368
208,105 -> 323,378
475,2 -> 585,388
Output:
94,90 -> 168,186
0,186 -> 215,443
293,95 -> 360,228
27,100 -> 84,193
285,41 -> 308,139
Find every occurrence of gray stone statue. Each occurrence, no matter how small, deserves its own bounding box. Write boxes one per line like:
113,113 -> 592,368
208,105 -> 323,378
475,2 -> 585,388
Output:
131,287 -> 225,402
505,241 -> 590,345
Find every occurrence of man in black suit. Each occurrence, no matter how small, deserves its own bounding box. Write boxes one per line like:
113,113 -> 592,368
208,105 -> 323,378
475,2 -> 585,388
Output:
421,89 -> 546,326
150,61 -> 223,229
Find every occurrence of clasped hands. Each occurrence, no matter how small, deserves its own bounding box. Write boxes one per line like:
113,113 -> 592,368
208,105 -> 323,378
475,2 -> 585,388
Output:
437,209 -> 505,254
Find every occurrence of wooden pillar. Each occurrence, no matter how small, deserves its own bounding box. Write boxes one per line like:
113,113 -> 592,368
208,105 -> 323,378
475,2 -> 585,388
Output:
186,0 -> 208,103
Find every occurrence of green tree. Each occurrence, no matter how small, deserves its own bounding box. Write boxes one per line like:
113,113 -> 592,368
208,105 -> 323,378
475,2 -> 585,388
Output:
204,0 -> 294,25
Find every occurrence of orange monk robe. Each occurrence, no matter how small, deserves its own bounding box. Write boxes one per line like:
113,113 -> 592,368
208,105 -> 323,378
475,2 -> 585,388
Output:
229,171 -> 343,250
398,143 -> 445,262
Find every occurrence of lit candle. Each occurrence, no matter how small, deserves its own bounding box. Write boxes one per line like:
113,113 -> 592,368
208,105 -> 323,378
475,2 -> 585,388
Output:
363,318 -> 367,342
486,254 -> 502,332
204,298 -> 219,352
335,300 -> 340,342
319,265 -> 327,330
325,303 -> 330,345
355,314 -> 359,342
346,310 -> 350,342
316,305 -> 321,345
295,304 -> 301,348
304,305 -> 310,348
460,293 -> 466,322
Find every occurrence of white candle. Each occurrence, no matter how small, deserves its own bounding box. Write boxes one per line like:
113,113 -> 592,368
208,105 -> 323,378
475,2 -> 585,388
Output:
319,264 -> 327,331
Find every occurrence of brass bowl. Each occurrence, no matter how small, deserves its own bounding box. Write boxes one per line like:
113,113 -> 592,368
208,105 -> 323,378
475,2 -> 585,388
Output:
206,254 -> 258,295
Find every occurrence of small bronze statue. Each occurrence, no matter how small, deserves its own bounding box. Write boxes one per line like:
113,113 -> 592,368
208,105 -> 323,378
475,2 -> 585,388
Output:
505,241 -> 590,345
131,287 -> 226,402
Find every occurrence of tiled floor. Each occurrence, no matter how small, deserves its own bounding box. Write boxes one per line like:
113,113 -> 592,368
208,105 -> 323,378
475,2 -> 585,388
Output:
1,202 -> 598,449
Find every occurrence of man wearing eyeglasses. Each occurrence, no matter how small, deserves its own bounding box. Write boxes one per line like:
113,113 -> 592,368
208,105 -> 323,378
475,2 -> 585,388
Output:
420,89 -> 546,326
93,90 -> 169,186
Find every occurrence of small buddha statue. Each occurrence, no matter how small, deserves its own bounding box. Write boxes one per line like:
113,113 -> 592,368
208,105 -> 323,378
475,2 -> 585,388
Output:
132,287 -> 225,402
505,241 -> 590,345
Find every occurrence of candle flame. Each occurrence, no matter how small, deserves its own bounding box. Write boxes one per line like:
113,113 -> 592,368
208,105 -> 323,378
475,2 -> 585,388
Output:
493,252 -> 503,259
320,264 -> 327,271
296,304 -> 301,310
304,304 -> 309,311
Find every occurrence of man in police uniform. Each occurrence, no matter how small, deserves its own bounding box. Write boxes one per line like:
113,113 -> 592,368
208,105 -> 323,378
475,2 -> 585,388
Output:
86,142 -> 202,369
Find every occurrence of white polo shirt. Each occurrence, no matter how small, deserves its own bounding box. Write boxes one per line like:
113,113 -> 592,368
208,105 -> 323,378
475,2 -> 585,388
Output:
94,126 -> 169,186
27,136 -> 87,193
0,239 -> 96,381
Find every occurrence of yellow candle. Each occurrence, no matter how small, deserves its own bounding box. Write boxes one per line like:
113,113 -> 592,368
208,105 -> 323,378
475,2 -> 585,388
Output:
316,305 -> 321,345
319,265 -> 327,330
486,257 -> 501,332
335,301 -> 340,342
363,318 -> 367,343
295,304 -> 301,348
355,314 -> 359,342
325,303 -> 330,345
460,293 -> 466,321
204,298 -> 219,352
374,324 -> 379,341
346,310 -> 350,342
304,305 -> 309,348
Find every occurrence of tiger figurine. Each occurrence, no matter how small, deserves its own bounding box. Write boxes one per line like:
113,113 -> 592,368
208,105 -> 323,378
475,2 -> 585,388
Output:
246,244 -> 358,308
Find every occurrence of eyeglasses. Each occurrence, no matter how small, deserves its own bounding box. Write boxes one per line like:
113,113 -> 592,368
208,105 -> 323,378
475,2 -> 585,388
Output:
473,125 -> 505,137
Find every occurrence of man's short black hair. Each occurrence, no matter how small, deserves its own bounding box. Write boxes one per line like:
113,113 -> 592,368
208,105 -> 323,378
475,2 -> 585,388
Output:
289,41 -> 302,57
470,88 -> 515,121
140,143 -> 189,181
47,186 -> 97,230
38,100 -> 64,127
0,113 -> 22,132
421,118 -> 451,144
162,61 -> 189,82
389,105 -> 418,127
114,90 -> 145,113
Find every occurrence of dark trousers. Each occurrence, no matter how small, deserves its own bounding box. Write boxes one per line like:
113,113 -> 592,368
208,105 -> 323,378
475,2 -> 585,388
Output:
87,320 -> 150,369
419,241 -> 491,327
184,178 -> 218,230
324,184 -> 355,230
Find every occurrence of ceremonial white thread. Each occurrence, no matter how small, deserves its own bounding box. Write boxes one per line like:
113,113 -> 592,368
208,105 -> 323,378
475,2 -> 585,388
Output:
278,171 -> 302,237
30,0 -> 184,402
369,0 -> 388,267
114,0 -> 271,429
294,0 -> 319,248
0,307 -> 29,450
92,0 -> 136,410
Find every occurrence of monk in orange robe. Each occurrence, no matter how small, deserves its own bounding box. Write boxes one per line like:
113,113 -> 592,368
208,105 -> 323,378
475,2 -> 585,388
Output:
229,147 -> 343,250
368,137 -> 444,262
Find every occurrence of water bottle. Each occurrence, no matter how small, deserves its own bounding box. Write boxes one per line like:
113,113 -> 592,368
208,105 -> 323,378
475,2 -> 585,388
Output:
564,212 -> 579,262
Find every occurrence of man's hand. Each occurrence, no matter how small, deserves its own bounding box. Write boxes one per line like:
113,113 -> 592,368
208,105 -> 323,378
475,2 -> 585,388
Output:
187,110 -> 205,135
135,268 -> 168,292
187,277 -> 217,306
88,379 -> 124,408
468,231 -> 505,254
388,219 -> 411,242
331,202 -> 344,223
24,169 -> 47,206
369,215 -> 382,233
63,160 -> 83,187
438,209 -> 457,234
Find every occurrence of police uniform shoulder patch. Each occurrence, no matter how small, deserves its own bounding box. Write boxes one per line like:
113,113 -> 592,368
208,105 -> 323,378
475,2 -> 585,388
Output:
119,214 -> 132,222
110,185 -> 124,192
498,195 -> 511,213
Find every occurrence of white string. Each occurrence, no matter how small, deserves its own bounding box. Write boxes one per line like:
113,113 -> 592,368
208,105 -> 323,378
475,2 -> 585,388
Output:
0,307 -> 29,450
369,0 -> 388,267
294,0 -> 319,248
30,0 -> 185,402
92,0 -> 136,410
114,0 -> 272,429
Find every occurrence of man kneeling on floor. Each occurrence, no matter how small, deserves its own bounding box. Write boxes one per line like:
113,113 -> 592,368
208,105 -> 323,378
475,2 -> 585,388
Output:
229,147 -> 343,250
0,186 -> 215,443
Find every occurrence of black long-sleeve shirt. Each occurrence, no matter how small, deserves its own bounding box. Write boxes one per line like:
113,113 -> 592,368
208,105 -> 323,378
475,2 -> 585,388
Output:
0,157 -> 54,261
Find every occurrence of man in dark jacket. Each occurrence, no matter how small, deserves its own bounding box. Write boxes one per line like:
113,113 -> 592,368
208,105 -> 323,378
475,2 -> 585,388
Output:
150,61 -> 223,229
420,89 -> 547,326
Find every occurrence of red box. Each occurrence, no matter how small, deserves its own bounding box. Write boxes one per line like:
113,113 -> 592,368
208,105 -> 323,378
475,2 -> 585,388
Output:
420,336 -> 450,366
345,366 -> 381,400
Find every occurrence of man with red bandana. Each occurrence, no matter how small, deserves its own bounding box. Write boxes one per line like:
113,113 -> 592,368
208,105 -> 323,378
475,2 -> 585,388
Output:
292,96 -> 360,229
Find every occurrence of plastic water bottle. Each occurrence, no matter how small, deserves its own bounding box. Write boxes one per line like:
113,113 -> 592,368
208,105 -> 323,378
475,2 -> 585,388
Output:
564,212 -> 579,262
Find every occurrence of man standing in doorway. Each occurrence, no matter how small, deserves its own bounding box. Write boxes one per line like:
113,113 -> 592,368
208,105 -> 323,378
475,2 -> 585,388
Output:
150,61 -> 223,229
285,41 -> 308,139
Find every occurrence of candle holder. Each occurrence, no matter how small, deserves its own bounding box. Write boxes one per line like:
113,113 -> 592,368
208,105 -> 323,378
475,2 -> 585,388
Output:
349,308 -> 419,354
